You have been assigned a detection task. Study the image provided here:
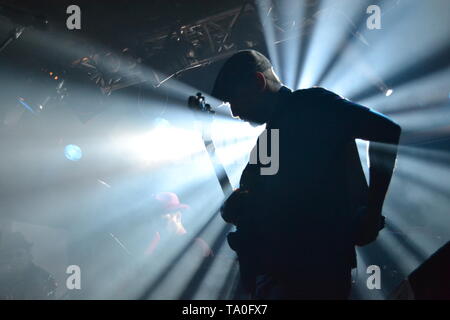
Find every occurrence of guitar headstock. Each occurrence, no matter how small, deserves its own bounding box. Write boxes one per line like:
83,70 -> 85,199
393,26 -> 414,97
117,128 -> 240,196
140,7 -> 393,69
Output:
188,92 -> 215,116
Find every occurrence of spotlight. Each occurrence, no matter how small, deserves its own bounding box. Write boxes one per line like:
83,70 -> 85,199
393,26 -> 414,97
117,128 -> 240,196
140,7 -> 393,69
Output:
123,120 -> 201,165
64,144 -> 82,161
385,89 -> 394,97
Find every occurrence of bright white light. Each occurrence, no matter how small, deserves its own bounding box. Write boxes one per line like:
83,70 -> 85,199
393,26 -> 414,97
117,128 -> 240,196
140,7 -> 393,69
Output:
153,117 -> 170,127
385,89 -> 394,97
122,125 -> 203,165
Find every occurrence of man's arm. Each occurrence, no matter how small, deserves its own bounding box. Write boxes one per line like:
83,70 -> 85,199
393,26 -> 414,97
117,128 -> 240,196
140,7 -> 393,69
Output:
350,107 -> 402,245
299,87 -> 401,245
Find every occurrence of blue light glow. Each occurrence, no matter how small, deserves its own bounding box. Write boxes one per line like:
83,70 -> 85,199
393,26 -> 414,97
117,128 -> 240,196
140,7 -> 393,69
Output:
64,144 -> 82,161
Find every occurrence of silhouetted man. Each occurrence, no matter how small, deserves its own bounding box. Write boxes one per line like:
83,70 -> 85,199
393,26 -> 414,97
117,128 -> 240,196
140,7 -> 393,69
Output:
212,50 -> 401,299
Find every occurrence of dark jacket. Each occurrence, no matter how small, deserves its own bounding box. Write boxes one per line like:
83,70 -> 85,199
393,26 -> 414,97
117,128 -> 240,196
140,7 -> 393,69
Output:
223,86 -> 384,291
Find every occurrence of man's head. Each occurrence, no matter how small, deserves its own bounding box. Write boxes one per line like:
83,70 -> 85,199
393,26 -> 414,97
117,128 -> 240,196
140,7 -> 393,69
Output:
211,50 -> 282,124
154,192 -> 189,235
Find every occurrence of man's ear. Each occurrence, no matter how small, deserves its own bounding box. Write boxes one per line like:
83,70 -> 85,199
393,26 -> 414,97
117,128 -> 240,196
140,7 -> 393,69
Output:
255,72 -> 267,92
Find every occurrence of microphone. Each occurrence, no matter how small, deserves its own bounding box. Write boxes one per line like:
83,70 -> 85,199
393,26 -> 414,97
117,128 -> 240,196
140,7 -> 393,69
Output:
0,3 -> 49,30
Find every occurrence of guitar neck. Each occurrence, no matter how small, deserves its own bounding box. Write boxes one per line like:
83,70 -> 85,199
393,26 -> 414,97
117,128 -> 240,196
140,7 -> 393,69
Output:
202,135 -> 234,196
